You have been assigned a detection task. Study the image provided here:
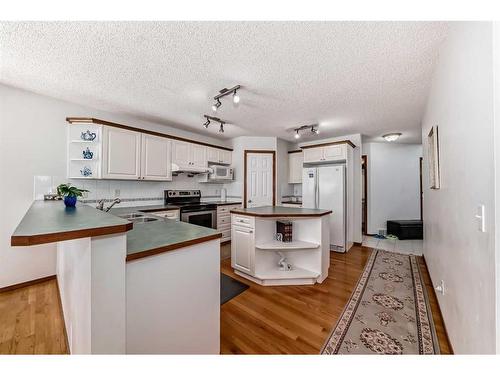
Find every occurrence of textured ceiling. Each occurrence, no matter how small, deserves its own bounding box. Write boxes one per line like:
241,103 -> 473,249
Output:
0,21 -> 448,143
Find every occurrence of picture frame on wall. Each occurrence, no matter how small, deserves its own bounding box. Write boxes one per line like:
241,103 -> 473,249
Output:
427,126 -> 440,189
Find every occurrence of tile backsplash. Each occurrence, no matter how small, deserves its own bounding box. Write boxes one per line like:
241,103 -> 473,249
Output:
34,174 -> 237,202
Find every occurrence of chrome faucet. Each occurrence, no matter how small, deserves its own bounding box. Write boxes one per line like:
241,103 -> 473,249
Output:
96,198 -> 121,212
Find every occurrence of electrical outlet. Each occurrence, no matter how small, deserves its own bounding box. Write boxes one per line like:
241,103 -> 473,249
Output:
114,189 -> 120,197
435,280 -> 445,295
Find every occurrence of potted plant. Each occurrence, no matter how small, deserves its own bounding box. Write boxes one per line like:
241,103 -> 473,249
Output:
57,183 -> 89,207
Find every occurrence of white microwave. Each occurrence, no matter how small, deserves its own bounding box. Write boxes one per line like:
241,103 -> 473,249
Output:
208,165 -> 234,181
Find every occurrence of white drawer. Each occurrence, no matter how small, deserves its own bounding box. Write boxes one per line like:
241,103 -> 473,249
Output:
232,215 -> 254,228
217,223 -> 231,232
217,216 -> 231,225
221,229 -> 231,239
217,206 -> 231,214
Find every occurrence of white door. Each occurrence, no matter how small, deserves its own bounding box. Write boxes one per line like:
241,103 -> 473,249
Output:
303,147 -> 324,163
231,226 -> 254,273
172,141 -> 190,169
246,152 -> 274,207
190,144 -> 207,168
318,165 -> 345,251
102,126 -> 141,180
141,134 -> 172,181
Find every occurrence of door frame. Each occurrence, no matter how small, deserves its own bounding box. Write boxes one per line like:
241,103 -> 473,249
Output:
243,150 -> 276,208
419,156 -> 423,220
362,154 -> 368,235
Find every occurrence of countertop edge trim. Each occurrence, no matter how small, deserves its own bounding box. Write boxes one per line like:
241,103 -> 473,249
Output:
229,210 -> 332,218
126,232 -> 222,262
11,222 -> 133,247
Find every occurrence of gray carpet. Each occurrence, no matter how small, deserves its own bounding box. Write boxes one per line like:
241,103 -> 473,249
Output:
221,273 -> 249,305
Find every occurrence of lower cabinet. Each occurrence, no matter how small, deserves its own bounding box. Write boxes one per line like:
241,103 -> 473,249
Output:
216,204 -> 241,243
231,224 -> 255,274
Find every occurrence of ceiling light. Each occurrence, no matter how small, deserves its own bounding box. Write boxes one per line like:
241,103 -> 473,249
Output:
203,119 -> 210,128
294,130 -> 301,139
232,90 -> 240,104
311,127 -> 320,135
212,99 -> 221,112
382,133 -> 402,142
219,123 -> 225,133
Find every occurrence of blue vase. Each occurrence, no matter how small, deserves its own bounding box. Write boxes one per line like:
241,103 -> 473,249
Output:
64,196 -> 77,207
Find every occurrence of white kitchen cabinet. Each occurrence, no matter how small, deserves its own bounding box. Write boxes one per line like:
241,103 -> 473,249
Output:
172,140 -> 207,169
303,143 -> 347,163
102,126 -> 142,180
231,225 -> 255,274
207,147 -> 232,165
191,143 -> 207,168
171,140 -> 191,169
217,204 -> 242,243
288,152 -> 303,183
141,134 -> 172,181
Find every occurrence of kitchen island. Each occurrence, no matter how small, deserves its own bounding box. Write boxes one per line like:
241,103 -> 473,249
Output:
11,201 -> 221,354
229,206 -> 332,286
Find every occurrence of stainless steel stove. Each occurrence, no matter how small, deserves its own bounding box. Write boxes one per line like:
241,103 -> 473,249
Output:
164,190 -> 216,229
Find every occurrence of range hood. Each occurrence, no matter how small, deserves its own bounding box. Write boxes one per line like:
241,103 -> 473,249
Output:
171,163 -> 210,174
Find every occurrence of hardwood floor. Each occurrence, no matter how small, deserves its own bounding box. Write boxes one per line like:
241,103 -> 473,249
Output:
0,278 -> 68,354
220,244 -> 452,354
0,244 -> 451,355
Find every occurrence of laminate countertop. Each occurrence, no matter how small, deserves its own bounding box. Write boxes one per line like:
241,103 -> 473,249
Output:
125,220 -> 221,262
11,201 -> 132,246
230,206 -> 332,218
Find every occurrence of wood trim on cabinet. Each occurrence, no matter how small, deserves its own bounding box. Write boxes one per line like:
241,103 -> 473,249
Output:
300,140 -> 356,149
243,150 -> 276,209
287,150 -> 302,154
11,222 -> 133,247
126,233 -> 222,262
66,117 -> 233,152
0,275 -> 56,293
229,209 -> 332,218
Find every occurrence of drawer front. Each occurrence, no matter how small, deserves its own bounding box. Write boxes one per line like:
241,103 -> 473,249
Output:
217,222 -> 231,232
218,206 -> 231,214
217,215 -> 231,226
232,215 -> 254,228
221,229 -> 231,239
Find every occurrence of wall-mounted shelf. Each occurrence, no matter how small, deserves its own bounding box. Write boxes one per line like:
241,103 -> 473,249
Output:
256,240 -> 319,251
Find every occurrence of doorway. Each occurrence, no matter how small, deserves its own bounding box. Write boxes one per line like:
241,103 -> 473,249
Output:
362,155 -> 368,235
244,150 -> 276,208
419,156 -> 423,220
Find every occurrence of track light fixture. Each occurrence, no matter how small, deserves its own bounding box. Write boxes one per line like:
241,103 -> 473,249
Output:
212,98 -> 221,112
211,85 -> 241,111
203,115 -> 227,135
293,124 -> 320,139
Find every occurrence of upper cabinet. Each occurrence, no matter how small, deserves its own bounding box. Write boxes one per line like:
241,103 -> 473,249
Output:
303,143 -> 347,163
102,126 -> 142,180
288,152 -> 303,184
207,147 -> 232,165
172,140 -> 207,169
141,134 -> 172,181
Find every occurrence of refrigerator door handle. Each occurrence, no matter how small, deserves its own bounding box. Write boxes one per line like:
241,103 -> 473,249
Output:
315,170 -> 319,209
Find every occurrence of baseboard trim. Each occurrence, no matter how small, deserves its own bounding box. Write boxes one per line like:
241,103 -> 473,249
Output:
0,275 -> 56,293
421,254 -> 454,354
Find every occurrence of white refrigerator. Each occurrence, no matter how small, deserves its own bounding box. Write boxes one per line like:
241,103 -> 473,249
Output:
302,164 -> 347,252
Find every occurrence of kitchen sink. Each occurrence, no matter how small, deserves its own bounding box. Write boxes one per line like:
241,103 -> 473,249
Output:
118,213 -> 145,219
128,217 -> 159,223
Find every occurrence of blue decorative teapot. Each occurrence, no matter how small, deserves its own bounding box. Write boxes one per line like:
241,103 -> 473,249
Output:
80,166 -> 92,177
82,147 -> 94,159
81,130 -> 97,141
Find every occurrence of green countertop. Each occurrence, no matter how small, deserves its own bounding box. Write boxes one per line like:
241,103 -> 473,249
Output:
11,201 -> 132,246
126,220 -> 221,261
230,206 -> 332,217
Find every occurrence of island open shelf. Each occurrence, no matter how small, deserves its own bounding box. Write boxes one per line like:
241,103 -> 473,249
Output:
230,206 -> 332,286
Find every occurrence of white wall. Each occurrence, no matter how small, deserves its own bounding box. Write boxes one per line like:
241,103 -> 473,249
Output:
299,134 -> 363,243
363,142 -> 422,234
0,83 -> 230,288
422,22 -> 496,354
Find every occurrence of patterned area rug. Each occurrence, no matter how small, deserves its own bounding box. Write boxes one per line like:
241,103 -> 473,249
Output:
321,250 -> 439,354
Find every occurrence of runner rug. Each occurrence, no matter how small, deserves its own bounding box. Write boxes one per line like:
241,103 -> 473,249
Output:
321,249 -> 440,354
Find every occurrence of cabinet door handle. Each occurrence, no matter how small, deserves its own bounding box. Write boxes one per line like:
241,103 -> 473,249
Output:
249,230 -> 253,233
